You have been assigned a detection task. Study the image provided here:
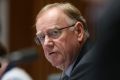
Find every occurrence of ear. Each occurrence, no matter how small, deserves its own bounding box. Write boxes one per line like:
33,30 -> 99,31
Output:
74,22 -> 84,42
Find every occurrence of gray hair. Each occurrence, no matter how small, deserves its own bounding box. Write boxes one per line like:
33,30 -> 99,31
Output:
36,2 -> 89,38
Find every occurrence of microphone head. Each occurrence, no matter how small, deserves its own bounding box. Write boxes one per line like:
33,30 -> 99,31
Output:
6,47 -> 39,64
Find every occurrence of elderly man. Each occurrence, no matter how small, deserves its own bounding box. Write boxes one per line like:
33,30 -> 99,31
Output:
34,2 -> 94,80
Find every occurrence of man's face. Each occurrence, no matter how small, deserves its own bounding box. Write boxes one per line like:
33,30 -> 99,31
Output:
36,8 -> 81,70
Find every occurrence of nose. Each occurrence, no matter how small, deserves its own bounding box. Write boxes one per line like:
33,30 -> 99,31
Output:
43,35 -> 54,48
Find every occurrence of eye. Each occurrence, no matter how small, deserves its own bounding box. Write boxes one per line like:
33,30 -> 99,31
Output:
34,37 -> 41,45
38,33 -> 45,42
49,29 -> 61,38
52,29 -> 60,35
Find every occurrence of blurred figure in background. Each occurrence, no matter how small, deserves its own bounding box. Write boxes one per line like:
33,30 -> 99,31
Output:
84,0 -> 120,80
95,0 -> 120,79
0,42 -> 9,77
0,42 -> 33,80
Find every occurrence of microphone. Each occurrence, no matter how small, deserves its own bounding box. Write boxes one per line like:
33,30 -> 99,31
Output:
6,47 -> 39,64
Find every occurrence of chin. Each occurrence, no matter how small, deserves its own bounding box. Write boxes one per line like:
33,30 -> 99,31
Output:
48,57 -> 65,70
51,62 -> 64,70
55,64 -> 64,70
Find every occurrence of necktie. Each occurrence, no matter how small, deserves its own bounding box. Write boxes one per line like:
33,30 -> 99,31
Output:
62,74 -> 69,80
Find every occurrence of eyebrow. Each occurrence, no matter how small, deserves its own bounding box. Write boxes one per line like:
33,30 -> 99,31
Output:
36,25 -> 59,34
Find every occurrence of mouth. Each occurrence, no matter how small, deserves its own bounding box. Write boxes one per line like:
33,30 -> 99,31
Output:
49,52 -> 56,55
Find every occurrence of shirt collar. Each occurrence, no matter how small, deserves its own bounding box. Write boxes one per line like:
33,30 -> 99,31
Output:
65,60 -> 76,77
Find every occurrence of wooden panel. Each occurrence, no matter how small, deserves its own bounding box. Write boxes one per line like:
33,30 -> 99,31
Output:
9,0 -> 34,51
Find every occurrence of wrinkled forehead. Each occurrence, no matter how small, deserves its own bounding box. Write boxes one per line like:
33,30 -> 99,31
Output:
36,8 -> 69,33
36,25 -> 59,35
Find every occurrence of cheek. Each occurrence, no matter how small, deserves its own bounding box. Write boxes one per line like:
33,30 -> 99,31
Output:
58,34 -> 76,52
54,36 -> 72,61
55,38 -> 68,55
58,34 -> 80,58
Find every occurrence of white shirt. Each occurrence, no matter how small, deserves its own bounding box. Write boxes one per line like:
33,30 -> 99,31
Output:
1,67 -> 32,80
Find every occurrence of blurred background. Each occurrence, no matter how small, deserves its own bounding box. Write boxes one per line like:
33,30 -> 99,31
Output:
0,0 -> 107,80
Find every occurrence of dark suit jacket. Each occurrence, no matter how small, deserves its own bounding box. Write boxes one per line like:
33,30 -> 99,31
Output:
69,39 -> 105,80
69,39 -> 108,80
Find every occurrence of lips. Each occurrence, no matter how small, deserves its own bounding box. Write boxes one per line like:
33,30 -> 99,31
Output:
49,52 -> 55,55
49,52 -> 54,55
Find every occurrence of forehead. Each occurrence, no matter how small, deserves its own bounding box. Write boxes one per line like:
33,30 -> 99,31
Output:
36,8 -> 69,32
